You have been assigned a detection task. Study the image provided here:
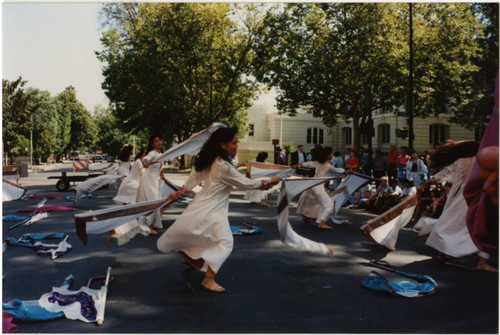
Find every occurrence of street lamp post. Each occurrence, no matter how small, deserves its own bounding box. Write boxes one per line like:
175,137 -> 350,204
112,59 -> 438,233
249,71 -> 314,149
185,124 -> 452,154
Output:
30,114 -> 33,168
408,3 -> 414,150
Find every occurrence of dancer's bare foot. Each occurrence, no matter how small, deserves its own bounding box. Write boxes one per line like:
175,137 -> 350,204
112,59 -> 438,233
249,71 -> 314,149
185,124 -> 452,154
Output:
202,276 -> 226,292
148,226 -> 159,235
477,258 -> 498,272
260,201 -> 271,207
327,245 -> 334,257
105,230 -> 116,248
318,221 -> 333,229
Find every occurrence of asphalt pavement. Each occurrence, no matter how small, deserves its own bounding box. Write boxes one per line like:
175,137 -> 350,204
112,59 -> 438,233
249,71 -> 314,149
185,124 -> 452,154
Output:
2,163 -> 498,333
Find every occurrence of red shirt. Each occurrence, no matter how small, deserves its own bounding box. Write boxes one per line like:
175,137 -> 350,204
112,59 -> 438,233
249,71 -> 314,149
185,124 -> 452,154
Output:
397,154 -> 409,165
387,151 -> 399,165
346,157 -> 360,170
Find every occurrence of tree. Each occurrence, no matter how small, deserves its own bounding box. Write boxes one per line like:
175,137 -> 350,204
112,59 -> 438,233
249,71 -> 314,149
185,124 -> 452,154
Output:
54,86 -> 98,157
253,3 -> 484,150
97,3 -> 267,143
2,77 -> 32,163
449,3 -> 498,129
253,3 -> 406,151
25,88 -> 59,163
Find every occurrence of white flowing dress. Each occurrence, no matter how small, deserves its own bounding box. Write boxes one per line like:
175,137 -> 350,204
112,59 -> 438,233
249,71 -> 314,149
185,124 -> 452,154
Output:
426,157 -> 478,258
115,161 -> 131,190
297,161 -> 344,223
157,158 -> 263,273
135,150 -> 163,229
113,159 -> 144,205
244,159 -> 269,203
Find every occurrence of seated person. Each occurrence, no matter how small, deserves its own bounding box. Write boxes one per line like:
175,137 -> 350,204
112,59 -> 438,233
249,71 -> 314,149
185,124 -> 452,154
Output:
365,176 -> 390,211
368,178 -> 404,214
345,183 -> 373,208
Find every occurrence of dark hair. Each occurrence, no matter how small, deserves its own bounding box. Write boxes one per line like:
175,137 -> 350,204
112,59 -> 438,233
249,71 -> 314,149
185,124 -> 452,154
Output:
256,152 -> 268,163
334,151 -> 341,157
429,140 -> 479,169
146,134 -> 162,153
119,145 -> 133,162
311,145 -> 333,163
135,149 -> 146,161
194,127 -> 238,172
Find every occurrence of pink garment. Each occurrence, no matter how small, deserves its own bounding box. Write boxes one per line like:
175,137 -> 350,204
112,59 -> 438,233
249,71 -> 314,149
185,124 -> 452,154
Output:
3,311 -> 18,333
463,72 -> 499,255
19,205 -> 75,213
26,194 -> 64,199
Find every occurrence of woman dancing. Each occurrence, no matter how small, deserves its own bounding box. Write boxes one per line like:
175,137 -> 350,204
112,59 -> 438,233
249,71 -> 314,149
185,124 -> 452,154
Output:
116,145 -> 133,190
136,134 -> 166,233
113,149 -> 146,205
157,127 -> 280,292
294,145 -> 345,229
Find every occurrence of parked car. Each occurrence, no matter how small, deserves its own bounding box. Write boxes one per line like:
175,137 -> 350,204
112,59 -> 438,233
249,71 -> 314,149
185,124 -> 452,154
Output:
92,155 -> 103,163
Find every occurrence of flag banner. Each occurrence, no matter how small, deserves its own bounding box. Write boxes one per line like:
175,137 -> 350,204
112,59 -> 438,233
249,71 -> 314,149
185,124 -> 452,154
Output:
331,172 -> 372,215
276,177 -> 337,256
88,163 -> 118,174
73,160 -> 90,172
361,195 -> 418,250
3,179 -> 28,202
74,175 -> 122,203
153,122 -> 226,164
19,205 -> 75,213
159,179 -> 181,199
246,161 -> 295,179
74,198 -> 172,244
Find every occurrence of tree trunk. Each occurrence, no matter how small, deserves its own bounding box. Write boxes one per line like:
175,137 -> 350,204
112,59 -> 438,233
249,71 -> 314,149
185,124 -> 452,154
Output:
352,106 -> 361,152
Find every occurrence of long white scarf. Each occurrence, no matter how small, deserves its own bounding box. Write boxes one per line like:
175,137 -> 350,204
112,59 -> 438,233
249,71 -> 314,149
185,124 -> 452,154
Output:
361,195 -> 417,250
152,122 -> 226,164
246,161 -> 295,179
3,179 -> 28,202
74,198 -> 172,244
73,175 -> 123,203
277,177 -> 336,256
331,172 -> 372,215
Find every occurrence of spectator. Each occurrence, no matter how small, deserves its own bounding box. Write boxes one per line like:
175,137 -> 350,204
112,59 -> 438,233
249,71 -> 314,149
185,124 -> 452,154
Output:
386,145 -> 399,180
291,144 -> 306,166
406,150 -> 428,186
344,148 -> 352,163
371,149 -> 390,183
345,150 -> 360,172
397,146 -> 410,183
345,183 -> 373,209
368,178 -> 403,214
275,147 -> 287,165
365,176 -> 390,211
359,147 -> 370,175
331,150 -> 344,191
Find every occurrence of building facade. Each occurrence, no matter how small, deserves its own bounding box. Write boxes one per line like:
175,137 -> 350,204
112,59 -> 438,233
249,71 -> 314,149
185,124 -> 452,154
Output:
237,104 -> 481,163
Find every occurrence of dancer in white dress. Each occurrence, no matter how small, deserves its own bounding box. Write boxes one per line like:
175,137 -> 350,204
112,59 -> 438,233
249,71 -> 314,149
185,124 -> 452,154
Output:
424,141 -> 495,271
294,145 -> 345,229
115,145 -> 133,190
157,127 -> 280,292
113,149 -> 146,205
136,135 -> 166,233
244,152 -> 271,206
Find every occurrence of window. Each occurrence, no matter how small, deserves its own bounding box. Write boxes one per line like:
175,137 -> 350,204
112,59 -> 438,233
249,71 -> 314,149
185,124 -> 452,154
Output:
379,124 -> 390,144
361,134 -> 368,145
475,126 -> 486,141
429,124 -> 449,145
248,124 -> 255,136
342,127 -> 352,145
307,128 -> 324,144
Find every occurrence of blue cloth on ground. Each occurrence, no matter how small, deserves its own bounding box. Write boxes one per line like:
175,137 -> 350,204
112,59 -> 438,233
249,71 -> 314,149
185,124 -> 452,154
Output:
3,214 -> 34,221
361,271 -> 437,298
230,225 -> 262,235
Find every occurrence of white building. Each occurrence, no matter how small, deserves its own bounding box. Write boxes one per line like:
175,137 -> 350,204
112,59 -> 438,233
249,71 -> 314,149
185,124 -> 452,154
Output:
237,104 -> 480,164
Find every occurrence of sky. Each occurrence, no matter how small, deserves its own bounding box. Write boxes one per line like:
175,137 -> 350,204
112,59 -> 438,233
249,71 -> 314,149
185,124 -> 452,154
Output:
1,2 -> 277,112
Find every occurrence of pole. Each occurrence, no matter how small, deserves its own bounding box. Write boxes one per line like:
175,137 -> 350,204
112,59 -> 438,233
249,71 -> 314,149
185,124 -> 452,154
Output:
408,3 -> 414,150
30,114 -> 33,168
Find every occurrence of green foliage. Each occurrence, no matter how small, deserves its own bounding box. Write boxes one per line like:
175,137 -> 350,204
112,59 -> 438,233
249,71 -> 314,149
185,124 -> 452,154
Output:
2,77 -> 32,159
54,86 -> 98,154
253,3 -> 486,150
97,3 -> 265,142
11,134 -> 30,158
282,141 -> 295,155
